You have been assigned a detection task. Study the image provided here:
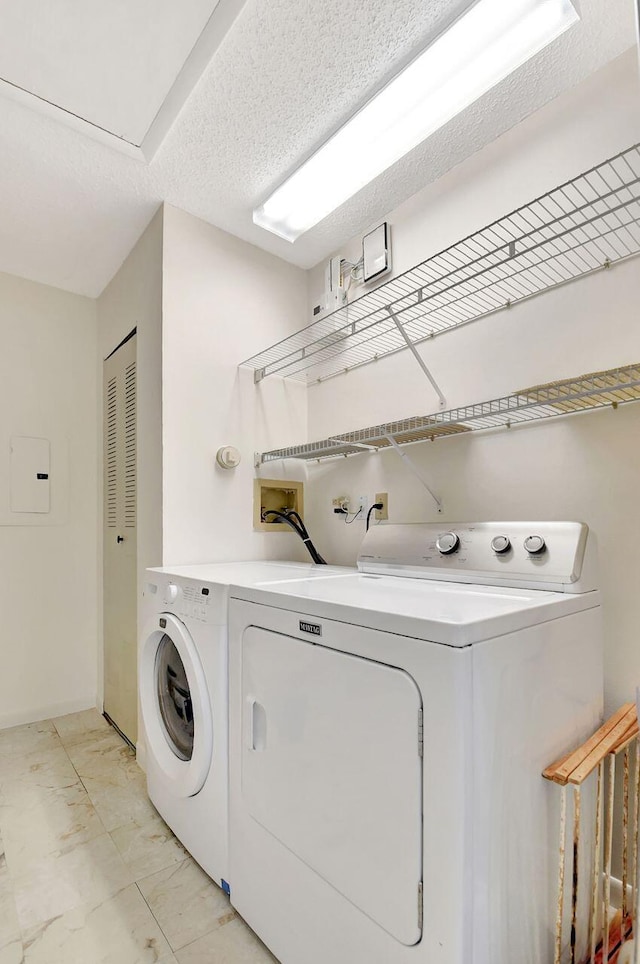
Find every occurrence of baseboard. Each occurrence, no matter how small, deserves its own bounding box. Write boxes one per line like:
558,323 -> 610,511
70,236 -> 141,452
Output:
0,697 -> 97,731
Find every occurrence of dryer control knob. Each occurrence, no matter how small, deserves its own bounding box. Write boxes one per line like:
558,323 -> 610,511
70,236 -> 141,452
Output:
436,531 -> 460,555
165,583 -> 179,602
491,535 -> 511,554
524,535 -> 546,555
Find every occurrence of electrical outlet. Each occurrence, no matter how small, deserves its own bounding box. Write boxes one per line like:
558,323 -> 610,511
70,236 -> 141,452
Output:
375,492 -> 388,521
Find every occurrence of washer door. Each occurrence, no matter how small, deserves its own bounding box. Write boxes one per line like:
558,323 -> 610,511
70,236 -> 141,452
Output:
140,613 -> 213,797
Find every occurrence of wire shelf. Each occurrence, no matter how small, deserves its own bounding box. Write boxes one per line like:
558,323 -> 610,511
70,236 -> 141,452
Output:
243,144 -> 640,384
259,364 -> 640,463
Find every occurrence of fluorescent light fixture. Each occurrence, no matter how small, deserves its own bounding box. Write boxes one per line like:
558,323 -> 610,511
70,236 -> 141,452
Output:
253,0 -> 579,242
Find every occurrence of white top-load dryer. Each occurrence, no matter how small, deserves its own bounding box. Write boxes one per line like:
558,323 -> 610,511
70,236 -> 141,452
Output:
139,560 -> 352,891
227,522 -> 603,964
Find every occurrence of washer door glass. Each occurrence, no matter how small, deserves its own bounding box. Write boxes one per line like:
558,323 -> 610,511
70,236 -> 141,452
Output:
156,634 -> 194,761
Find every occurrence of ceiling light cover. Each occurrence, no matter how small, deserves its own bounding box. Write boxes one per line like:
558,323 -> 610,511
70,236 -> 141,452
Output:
253,0 -> 579,242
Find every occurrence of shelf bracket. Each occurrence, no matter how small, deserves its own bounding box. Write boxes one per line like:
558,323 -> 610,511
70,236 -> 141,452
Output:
385,435 -> 442,513
386,307 -> 446,409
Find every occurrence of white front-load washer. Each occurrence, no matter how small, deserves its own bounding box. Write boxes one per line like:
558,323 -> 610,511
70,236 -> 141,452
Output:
227,523 -> 604,964
139,561 -> 352,889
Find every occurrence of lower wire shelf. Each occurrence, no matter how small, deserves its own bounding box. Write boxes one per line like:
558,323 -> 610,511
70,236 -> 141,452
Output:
257,363 -> 640,464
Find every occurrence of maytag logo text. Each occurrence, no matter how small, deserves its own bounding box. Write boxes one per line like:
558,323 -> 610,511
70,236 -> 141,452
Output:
299,620 -> 322,636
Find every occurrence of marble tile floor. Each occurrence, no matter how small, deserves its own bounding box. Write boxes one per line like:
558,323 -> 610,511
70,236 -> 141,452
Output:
0,710 -> 278,964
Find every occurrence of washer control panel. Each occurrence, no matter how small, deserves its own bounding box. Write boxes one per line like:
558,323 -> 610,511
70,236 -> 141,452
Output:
147,577 -> 222,624
358,522 -> 592,591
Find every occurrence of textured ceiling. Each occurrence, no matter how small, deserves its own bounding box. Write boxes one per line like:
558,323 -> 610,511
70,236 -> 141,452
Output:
0,0 -> 635,297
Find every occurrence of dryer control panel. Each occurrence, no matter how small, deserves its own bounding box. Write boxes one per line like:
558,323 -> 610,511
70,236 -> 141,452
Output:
358,521 -> 596,592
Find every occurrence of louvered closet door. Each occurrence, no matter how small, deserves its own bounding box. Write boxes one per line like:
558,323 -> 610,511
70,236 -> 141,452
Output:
103,333 -> 138,745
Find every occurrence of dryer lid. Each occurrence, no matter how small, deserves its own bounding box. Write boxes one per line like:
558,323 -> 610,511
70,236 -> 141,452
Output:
230,574 -> 600,646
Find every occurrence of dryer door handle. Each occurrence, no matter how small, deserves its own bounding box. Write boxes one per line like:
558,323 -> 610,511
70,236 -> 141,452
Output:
247,698 -> 267,752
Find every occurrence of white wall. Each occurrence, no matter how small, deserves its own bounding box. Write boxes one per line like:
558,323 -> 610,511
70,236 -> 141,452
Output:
96,207 -> 164,704
161,204 -> 308,565
299,50 -> 640,715
0,271 -> 98,727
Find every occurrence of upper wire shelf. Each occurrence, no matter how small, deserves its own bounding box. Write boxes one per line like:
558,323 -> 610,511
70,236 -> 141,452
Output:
243,144 -> 640,384
258,364 -> 640,463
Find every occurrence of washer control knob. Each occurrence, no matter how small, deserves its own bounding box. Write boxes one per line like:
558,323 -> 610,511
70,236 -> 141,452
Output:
165,583 -> 179,602
491,535 -> 511,554
524,535 -> 546,555
436,531 -> 460,555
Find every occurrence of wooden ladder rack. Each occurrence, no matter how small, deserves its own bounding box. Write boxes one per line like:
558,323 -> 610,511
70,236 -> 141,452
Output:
544,704 -> 640,964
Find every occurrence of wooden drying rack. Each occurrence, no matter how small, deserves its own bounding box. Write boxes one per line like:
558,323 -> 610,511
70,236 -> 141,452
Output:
544,704 -> 640,964
544,705 -> 639,787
